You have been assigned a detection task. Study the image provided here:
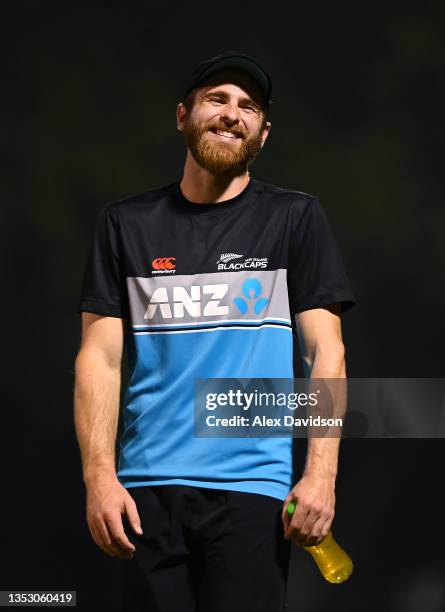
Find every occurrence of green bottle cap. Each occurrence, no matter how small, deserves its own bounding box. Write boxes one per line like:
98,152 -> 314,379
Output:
287,501 -> 297,514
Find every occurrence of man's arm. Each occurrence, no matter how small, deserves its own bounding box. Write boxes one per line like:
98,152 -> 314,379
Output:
74,312 -> 143,560
281,303 -> 346,547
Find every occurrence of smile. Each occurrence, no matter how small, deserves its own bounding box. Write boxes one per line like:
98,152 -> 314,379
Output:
208,129 -> 241,141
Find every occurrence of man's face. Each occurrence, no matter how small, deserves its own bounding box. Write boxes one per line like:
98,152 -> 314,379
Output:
177,70 -> 271,175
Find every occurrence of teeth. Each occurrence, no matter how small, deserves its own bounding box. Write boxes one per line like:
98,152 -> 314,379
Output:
216,130 -> 237,138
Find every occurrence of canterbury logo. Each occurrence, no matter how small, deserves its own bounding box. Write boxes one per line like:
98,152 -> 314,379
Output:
219,252 -> 243,263
152,257 -> 176,270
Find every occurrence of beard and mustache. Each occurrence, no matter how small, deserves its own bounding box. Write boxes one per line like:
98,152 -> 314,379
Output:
181,114 -> 265,176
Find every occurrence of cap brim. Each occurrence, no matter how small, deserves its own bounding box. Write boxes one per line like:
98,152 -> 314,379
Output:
190,56 -> 271,107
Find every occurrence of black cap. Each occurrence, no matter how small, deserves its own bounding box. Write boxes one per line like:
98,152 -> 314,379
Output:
183,51 -> 272,111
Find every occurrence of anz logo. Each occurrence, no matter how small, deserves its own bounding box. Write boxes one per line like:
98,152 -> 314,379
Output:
234,279 -> 269,315
144,279 -> 270,320
145,284 -> 229,319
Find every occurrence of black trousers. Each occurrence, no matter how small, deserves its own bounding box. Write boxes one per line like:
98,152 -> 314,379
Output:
121,485 -> 291,612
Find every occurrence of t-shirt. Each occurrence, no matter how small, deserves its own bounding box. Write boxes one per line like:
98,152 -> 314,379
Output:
77,176 -> 356,501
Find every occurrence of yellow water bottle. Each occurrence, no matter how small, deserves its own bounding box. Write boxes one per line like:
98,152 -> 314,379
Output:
286,501 -> 353,584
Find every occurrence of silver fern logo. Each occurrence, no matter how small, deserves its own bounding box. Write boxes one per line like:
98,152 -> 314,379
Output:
218,252 -> 243,264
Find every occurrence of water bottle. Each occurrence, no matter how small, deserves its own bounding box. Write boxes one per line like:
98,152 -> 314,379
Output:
286,501 -> 353,583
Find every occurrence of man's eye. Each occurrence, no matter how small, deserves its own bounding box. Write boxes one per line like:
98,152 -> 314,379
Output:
241,104 -> 258,113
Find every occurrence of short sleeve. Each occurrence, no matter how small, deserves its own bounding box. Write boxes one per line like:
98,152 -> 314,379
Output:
287,197 -> 356,315
77,204 -> 129,318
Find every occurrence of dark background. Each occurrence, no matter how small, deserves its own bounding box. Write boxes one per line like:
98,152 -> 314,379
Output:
6,2 -> 444,611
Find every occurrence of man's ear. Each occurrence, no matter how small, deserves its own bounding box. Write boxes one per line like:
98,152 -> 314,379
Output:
260,121 -> 272,148
176,102 -> 187,132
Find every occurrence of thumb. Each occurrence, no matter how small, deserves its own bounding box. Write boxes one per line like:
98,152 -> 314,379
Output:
124,495 -> 143,535
282,508 -> 291,531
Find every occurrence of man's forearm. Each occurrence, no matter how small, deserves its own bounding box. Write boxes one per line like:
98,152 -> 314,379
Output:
304,344 -> 346,481
74,349 -> 121,484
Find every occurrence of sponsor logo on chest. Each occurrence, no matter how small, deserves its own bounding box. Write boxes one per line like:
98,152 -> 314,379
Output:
145,284 -> 229,319
152,257 -> 176,274
144,279 -> 270,320
216,253 -> 268,270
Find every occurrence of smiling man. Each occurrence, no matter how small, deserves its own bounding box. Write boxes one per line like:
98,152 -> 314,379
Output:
180,68 -> 269,180
75,51 -> 356,612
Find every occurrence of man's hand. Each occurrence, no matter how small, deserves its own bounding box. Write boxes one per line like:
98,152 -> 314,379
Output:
281,473 -> 335,547
86,475 -> 143,560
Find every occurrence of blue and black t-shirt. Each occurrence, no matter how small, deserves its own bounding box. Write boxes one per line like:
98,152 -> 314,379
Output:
78,176 -> 356,500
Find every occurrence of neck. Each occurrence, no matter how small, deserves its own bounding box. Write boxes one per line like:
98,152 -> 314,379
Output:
179,151 -> 250,203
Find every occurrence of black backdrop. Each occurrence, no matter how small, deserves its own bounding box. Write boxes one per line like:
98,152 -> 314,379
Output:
6,3 -> 445,611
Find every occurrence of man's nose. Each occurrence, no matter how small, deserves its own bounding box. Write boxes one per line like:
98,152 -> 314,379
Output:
220,103 -> 241,124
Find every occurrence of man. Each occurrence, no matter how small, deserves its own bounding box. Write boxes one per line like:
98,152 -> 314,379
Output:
74,51 -> 356,611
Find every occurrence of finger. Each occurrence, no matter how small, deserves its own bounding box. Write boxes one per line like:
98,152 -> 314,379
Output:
105,526 -> 133,559
300,502 -> 330,546
98,518 -> 132,558
285,503 -> 310,540
88,522 -> 104,551
89,520 -> 117,557
287,502 -> 315,544
301,516 -> 326,547
124,495 -> 143,535
282,512 -> 291,535
312,515 -> 327,541
296,509 -> 320,546
104,520 -> 134,559
319,514 -> 333,541
289,523 -> 310,546
105,513 -> 136,554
